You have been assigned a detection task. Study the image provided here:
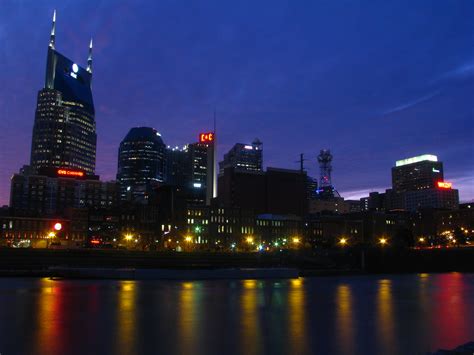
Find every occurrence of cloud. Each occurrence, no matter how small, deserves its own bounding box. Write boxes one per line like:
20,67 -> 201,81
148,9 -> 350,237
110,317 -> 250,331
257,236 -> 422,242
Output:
339,186 -> 388,200
382,90 -> 441,116
442,62 -> 474,80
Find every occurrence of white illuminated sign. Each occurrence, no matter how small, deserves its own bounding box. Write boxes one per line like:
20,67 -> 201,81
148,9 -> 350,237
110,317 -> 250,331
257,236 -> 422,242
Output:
396,154 -> 438,167
193,183 -> 202,188
244,145 -> 253,150
70,63 -> 79,79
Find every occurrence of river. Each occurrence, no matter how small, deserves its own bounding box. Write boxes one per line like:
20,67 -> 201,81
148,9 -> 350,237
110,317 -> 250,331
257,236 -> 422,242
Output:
0,273 -> 473,354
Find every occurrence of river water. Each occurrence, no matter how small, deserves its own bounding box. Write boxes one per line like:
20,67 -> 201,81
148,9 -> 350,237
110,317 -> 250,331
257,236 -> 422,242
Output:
0,273 -> 473,355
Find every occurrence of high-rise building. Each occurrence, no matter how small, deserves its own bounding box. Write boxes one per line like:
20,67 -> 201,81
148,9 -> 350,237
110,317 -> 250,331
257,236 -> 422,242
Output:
392,154 -> 443,192
117,127 -> 166,202
219,139 -> 263,174
388,154 -> 458,211
30,11 -> 96,174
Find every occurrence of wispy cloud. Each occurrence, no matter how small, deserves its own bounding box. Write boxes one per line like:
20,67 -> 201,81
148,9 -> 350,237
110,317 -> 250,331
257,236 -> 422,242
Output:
382,90 -> 441,116
339,186 -> 388,200
442,62 -> 474,79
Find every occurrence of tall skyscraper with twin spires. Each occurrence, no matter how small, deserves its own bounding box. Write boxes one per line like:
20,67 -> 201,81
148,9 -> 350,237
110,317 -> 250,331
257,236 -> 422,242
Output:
30,10 -> 96,174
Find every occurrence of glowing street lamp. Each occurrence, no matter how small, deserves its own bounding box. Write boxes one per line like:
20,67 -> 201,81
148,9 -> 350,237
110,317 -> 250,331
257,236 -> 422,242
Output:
246,236 -> 254,244
292,237 -> 300,244
185,236 -> 193,243
339,237 -> 347,246
54,222 -> 62,231
418,237 -> 425,243
124,234 -> 133,241
379,237 -> 388,246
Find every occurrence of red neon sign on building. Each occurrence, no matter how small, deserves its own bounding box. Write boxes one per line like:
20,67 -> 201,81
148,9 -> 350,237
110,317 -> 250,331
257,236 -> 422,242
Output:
437,181 -> 452,189
199,132 -> 215,143
57,169 -> 84,177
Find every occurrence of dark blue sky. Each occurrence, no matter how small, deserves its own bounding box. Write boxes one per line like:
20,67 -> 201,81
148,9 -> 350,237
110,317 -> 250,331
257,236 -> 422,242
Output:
1,0 -> 473,205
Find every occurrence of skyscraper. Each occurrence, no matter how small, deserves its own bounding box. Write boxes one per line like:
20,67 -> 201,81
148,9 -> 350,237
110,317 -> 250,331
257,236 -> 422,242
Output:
117,127 -> 166,202
30,11 -> 96,174
387,154 -> 459,211
219,139 -> 263,174
392,154 -> 443,192
163,140 -> 210,205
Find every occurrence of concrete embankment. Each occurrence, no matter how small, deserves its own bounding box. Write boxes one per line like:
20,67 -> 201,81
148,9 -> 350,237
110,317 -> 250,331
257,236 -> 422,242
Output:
48,267 -> 300,280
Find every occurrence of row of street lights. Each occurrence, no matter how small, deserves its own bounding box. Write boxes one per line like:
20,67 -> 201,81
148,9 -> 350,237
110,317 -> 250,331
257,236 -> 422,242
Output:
338,237 -> 388,247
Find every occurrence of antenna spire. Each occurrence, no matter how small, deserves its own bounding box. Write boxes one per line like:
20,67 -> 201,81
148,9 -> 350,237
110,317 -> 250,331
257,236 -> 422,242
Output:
213,109 -> 216,134
87,38 -> 93,74
49,9 -> 56,49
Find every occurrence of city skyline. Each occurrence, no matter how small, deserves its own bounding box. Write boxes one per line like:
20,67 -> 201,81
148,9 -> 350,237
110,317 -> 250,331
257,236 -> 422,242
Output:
1,1 -> 473,205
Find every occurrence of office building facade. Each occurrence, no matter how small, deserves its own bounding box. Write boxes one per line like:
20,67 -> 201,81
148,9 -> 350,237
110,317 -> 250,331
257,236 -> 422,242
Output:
389,154 -> 458,211
219,139 -> 263,174
117,127 -> 166,202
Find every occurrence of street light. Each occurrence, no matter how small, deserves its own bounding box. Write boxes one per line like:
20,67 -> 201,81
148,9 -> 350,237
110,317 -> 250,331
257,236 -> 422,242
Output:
292,237 -> 300,244
246,236 -> 254,244
419,237 -> 425,243
339,237 -> 347,246
379,237 -> 388,246
185,236 -> 193,243
124,234 -> 133,241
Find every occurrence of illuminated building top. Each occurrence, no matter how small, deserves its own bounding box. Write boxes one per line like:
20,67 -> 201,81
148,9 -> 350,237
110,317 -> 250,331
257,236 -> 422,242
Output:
30,11 -> 96,174
395,154 -> 438,167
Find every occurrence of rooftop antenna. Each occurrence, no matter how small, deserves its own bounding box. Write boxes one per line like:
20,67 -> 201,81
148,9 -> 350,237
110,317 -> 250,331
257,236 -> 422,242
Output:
295,153 -> 308,173
49,9 -> 56,49
87,38 -> 93,74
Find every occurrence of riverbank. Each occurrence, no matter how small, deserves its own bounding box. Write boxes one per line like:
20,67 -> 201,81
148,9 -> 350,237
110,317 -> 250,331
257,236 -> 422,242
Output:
1,247 -> 474,279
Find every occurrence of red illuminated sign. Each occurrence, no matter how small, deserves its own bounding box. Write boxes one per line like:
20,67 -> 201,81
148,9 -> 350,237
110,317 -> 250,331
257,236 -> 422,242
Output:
57,169 -> 84,177
199,132 -> 215,143
437,181 -> 452,189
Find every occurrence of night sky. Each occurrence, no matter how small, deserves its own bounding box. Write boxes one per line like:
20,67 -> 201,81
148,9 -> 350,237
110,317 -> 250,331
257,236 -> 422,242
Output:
1,0 -> 473,205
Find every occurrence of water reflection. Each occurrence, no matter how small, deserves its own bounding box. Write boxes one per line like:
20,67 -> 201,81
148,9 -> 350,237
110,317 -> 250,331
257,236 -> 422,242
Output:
240,280 -> 261,355
178,281 -> 201,354
1,274 -> 474,355
35,278 -> 63,355
433,273 -> 470,349
376,279 -> 398,354
116,280 -> 137,355
288,278 -> 307,355
335,284 -> 355,355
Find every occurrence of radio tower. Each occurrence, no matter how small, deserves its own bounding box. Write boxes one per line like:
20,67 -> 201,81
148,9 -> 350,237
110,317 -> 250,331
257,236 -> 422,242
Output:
317,149 -> 333,187
317,149 -> 338,199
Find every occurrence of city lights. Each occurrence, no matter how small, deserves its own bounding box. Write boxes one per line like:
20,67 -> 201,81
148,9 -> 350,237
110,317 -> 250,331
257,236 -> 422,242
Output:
53,222 -> 62,231
437,181 -> 452,189
199,132 -> 215,143
339,237 -> 347,246
246,236 -> 254,244
124,234 -> 133,241
379,237 -> 388,246
185,236 -> 193,243
292,237 -> 300,244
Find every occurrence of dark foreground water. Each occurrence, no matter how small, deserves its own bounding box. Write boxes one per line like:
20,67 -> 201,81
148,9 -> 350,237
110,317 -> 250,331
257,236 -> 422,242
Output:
0,273 -> 473,355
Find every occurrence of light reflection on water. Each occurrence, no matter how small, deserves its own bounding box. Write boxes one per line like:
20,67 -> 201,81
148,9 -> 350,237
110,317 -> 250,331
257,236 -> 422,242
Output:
0,273 -> 473,355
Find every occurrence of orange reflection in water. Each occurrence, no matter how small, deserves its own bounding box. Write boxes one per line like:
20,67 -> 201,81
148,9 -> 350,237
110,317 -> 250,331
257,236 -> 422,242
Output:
240,279 -> 261,355
335,284 -> 355,355
35,278 -> 62,354
116,280 -> 137,355
178,281 -> 199,354
376,279 -> 398,354
288,278 -> 308,355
